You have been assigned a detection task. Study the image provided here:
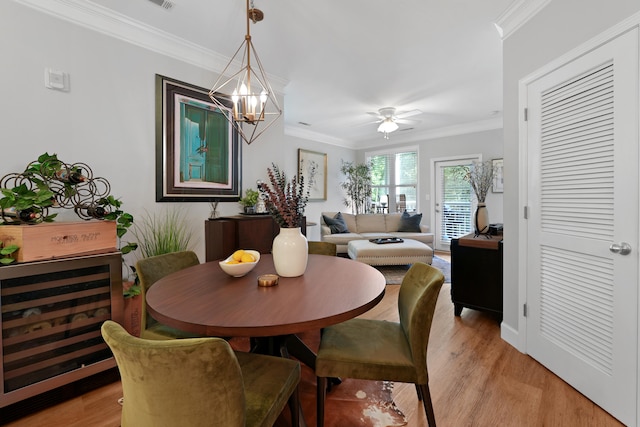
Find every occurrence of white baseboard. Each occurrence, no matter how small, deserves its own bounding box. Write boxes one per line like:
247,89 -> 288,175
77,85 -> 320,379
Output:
501,322 -> 525,353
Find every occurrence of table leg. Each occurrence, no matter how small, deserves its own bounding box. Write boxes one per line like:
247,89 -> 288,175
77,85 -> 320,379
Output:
283,334 -> 316,369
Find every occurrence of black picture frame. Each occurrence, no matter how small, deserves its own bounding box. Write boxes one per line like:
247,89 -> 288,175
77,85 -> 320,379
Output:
155,74 -> 242,202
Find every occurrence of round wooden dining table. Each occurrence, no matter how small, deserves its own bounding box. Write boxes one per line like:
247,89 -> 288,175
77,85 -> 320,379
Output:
145,254 -> 386,339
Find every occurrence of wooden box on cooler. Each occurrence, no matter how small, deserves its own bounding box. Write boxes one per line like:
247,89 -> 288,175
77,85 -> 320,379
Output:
0,221 -> 117,263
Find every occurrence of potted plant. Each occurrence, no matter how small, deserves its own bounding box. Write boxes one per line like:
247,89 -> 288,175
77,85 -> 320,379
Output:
239,188 -> 260,214
130,206 -> 195,259
258,164 -> 310,277
339,160 -> 372,214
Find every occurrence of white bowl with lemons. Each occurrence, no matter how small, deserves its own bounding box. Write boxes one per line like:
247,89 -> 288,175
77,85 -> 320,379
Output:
219,249 -> 260,277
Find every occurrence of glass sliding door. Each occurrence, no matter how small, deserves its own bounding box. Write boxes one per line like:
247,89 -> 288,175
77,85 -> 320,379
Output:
434,158 -> 478,251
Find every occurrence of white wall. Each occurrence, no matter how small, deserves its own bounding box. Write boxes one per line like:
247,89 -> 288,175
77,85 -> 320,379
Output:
356,128 -> 504,227
502,0 -> 640,339
0,1 -> 353,264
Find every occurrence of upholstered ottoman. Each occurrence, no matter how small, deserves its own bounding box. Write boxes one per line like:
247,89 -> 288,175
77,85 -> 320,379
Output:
347,238 -> 433,266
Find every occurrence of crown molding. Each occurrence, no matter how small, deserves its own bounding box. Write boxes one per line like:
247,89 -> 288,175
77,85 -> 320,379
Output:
288,117 -> 503,150
357,117 -> 504,150
11,0 -> 288,92
494,0 -> 552,40
285,126 -> 353,148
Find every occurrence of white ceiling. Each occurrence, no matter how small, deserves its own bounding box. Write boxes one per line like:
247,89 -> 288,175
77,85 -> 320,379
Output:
32,0 -> 517,149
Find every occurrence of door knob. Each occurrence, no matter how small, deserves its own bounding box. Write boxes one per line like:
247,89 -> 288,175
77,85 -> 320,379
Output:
609,242 -> 632,255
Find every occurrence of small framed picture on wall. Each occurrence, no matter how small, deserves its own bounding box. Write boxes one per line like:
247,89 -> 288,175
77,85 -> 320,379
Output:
298,149 -> 327,201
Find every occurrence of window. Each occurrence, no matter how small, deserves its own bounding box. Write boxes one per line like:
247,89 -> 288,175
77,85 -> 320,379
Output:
367,148 -> 418,213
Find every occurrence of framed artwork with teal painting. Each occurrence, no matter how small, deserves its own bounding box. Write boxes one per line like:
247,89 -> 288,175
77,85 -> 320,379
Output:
155,74 -> 242,202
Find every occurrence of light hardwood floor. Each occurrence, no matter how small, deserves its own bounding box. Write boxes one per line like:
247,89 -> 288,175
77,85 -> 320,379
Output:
1,252 -> 624,426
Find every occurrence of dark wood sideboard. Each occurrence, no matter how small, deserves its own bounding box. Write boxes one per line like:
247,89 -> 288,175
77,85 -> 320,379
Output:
450,233 -> 503,321
205,215 -> 306,262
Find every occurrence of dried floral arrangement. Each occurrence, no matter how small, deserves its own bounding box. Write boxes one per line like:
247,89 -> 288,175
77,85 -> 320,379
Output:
455,160 -> 494,203
258,164 -> 309,228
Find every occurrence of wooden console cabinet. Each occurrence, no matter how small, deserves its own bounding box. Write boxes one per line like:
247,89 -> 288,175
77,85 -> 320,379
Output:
0,252 -> 122,408
451,234 -> 503,321
205,216 -> 306,262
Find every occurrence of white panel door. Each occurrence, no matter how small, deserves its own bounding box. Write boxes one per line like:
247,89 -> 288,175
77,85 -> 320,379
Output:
526,29 -> 638,425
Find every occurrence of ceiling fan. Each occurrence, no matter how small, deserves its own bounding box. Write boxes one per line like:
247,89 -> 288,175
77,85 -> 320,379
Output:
366,107 -> 422,139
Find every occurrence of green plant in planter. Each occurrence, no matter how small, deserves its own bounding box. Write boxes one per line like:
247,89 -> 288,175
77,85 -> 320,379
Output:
131,207 -> 194,259
339,160 -> 372,215
0,243 -> 19,265
124,207 -> 193,299
239,189 -> 260,210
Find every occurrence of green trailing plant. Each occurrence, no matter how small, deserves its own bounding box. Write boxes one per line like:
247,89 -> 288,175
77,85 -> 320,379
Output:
131,207 -> 195,259
0,242 -> 19,265
339,160 -> 372,214
122,270 -> 141,298
97,195 -> 139,298
258,164 -> 309,228
97,195 -> 137,255
0,183 -> 57,223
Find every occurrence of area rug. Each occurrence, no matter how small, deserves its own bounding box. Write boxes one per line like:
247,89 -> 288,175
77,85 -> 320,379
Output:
229,330 -> 407,427
376,255 -> 451,285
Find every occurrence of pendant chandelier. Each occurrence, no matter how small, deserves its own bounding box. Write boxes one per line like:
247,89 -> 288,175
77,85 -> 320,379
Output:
208,0 -> 281,145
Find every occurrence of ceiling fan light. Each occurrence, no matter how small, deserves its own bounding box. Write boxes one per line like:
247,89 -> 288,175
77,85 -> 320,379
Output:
377,120 -> 399,134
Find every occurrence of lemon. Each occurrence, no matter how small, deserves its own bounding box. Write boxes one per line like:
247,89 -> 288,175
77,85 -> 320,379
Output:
226,260 -> 240,264
232,249 -> 245,262
241,253 -> 256,263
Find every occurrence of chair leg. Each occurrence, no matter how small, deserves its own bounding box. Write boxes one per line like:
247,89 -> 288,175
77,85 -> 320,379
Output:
316,376 -> 327,427
288,385 -> 300,427
418,384 -> 436,427
415,383 -> 423,401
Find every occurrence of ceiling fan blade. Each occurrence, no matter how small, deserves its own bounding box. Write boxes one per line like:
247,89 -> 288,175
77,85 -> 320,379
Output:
395,109 -> 422,119
354,119 -> 383,128
396,118 -> 421,125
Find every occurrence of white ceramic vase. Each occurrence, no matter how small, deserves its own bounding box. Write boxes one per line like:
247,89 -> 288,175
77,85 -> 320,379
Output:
272,227 -> 308,277
475,203 -> 490,235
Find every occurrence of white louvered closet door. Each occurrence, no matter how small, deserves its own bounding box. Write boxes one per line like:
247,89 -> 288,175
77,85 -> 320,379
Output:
526,29 -> 638,425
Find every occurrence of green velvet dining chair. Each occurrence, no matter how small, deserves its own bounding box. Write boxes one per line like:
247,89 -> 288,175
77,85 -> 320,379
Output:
135,251 -> 202,340
315,262 -> 444,427
101,320 -> 301,427
307,241 -> 337,256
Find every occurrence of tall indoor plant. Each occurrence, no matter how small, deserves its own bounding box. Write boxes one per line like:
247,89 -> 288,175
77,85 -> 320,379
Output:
339,161 -> 372,214
258,164 -> 310,277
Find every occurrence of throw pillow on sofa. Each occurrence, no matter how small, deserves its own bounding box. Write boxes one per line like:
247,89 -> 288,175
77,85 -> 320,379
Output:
398,211 -> 422,232
323,212 -> 350,234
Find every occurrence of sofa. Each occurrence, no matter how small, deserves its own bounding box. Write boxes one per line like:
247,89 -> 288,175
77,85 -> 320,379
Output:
320,211 -> 434,255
